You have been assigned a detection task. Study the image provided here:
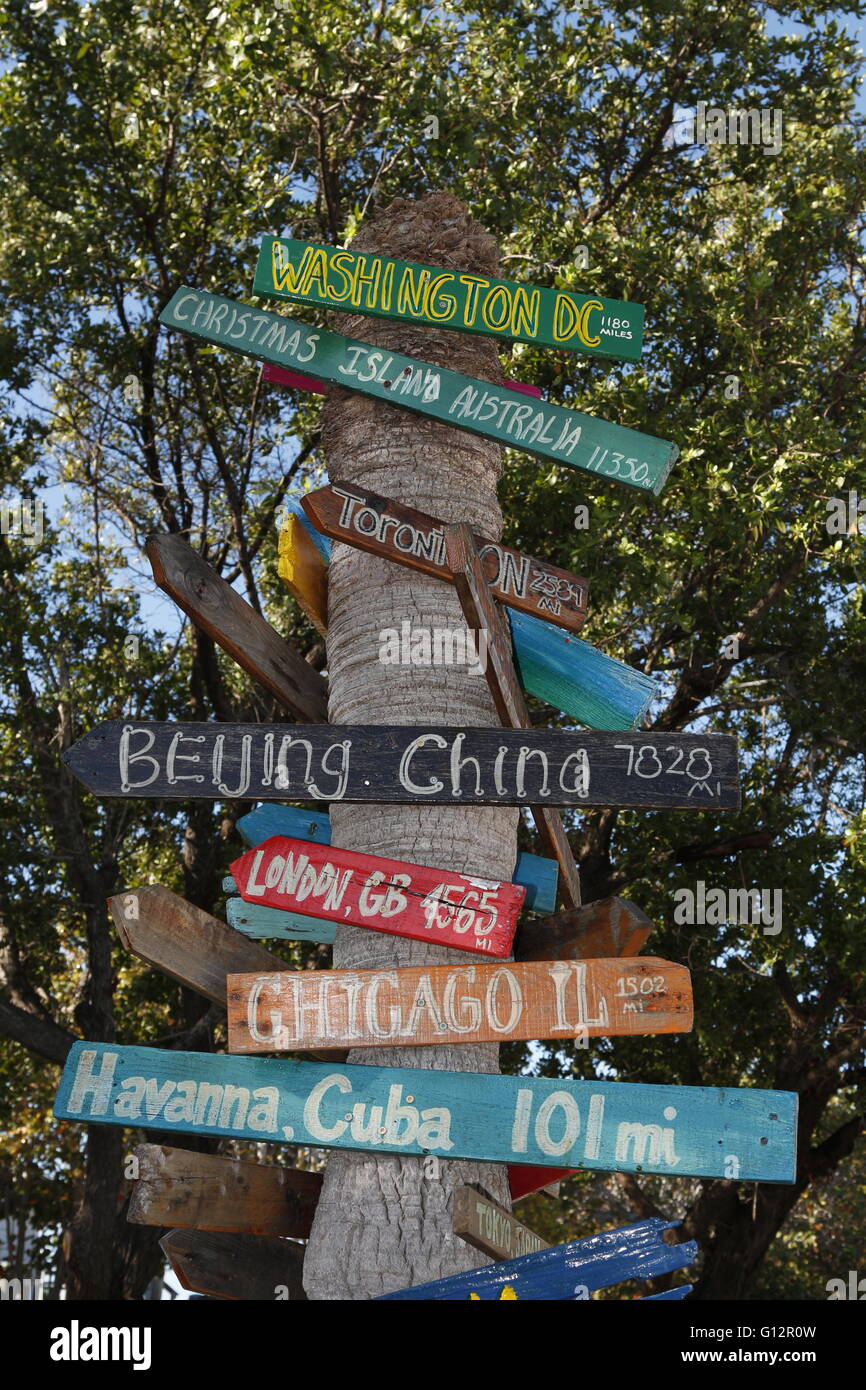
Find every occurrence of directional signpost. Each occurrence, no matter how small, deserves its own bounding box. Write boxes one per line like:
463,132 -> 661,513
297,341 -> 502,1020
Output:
44,197 -> 785,1301
377,1218 -> 695,1301
145,533 -> 327,723
235,802 -> 560,915
129,1144 -> 322,1238
229,836 -> 525,958
226,955 -> 693,1052
453,1187 -> 548,1262
446,520 -> 582,904
159,289 -> 678,495
302,483 -> 589,634
161,1229 -> 306,1302
64,722 -> 741,809
253,236 -> 645,363
55,1043 -> 798,1183
515,896 -> 656,962
277,513 -> 329,637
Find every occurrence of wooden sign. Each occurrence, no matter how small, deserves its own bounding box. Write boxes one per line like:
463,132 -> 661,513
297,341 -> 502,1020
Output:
161,1228 -> 306,1301
515,896 -> 655,963
109,885 -> 347,1064
159,289 -> 677,496
377,1217 -> 694,1300
230,837 -> 524,958
303,493 -> 643,730
301,483 -> 589,635
55,1043 -> 798,1182
108,886 -> 288,1007
446,521 -> 581,908
277,513 -> 328,636
453,1186 -> 548,1262
225,895 -> 337,945
145,533 -> 327,723
129,1144 -> 321,1238
253,236 -> 645,363
236,803 -> 559,916
507,607 -> 655,731
109,889 -> 566,1203
263,360 -> 544,399
226,956 -> 693,1053
64,723 -> 741,810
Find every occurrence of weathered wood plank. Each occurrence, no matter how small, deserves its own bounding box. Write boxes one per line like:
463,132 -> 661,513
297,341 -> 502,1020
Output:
254,236 -> 645,363
145,533 -> 327,722
159,289 -> 676,495
226,955 -> 693,1052
446,521 -> 582,908
453,1186 -> 548,1261
129,1144 -> 321,1237
55,1043 -> 798,1182
277,513 -> 329,636
515,896 -> 655,963
160,1228 -> 306,1301
230,837 -> 524,959
302,482 -> 588,634
225,896 -> 338,944
376,1218 -> 694,1300
65,722 -> 742,810
110,886 -> 346,1064
108,886 -> 286,1007
507,606 -> 656,731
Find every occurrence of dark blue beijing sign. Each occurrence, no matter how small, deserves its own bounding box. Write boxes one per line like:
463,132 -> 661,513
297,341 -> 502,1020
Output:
63,722 -> 741,810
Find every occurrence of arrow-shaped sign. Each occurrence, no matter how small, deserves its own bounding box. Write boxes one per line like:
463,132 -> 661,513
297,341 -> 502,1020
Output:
377,1217 -> 694,1300
159,289 -> 677,495
226,955 -> 693,1052
302,482 -> 589,635
55,1043 -> 798,1182
64,722 -> 741,809
229,836 -> 524,959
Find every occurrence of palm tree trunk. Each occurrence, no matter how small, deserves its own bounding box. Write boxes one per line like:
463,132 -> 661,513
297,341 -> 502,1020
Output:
302,193 -> 519,1299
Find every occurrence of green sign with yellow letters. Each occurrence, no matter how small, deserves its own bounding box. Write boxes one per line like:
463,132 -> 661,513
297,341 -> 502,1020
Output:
253,236 -> 644,363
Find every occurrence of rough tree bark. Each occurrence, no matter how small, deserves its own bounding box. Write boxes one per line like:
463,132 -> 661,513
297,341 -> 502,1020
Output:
302,194 -> 520,1299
